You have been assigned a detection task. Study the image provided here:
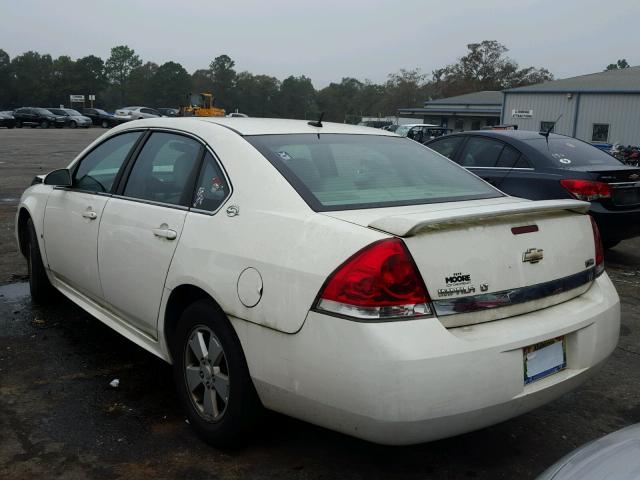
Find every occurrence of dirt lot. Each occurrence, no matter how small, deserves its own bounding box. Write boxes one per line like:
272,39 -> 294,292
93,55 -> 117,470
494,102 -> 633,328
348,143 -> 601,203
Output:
1,128 -> 640,479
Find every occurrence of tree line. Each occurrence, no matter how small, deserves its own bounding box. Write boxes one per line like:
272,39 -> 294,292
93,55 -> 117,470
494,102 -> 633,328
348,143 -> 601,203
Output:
0,41 -> 554,122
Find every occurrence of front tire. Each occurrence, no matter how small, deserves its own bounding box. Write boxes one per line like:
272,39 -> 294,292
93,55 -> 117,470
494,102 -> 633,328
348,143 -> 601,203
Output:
69,121 -> 77,129
26,218 -> 55,303
101,120 -> 109,128
172,299 -> 261,447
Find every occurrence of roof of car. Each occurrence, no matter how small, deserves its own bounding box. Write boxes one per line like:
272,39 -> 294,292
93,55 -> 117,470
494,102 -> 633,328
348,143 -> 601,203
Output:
443,129 -> 565,141
124,117 -> 399,136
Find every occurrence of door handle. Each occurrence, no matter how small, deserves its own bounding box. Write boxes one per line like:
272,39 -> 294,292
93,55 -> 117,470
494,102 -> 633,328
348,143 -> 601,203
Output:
152,227 -> 177,240
82,210 -> 97,219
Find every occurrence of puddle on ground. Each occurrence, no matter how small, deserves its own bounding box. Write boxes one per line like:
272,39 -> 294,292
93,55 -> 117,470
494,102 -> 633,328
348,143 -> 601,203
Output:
0,281 -> 29,303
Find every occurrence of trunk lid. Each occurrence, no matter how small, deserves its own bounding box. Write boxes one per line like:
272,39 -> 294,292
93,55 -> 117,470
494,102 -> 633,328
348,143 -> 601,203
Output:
324,198 -> 597,327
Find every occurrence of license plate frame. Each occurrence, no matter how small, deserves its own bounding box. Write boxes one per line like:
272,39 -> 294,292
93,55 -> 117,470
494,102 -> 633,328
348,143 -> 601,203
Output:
523,336 -> 566,385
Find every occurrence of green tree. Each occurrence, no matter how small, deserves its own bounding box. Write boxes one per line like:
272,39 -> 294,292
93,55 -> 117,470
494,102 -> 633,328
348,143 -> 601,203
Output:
127,61 -> 158,105
75,55 -> 107,100
190,69 -> 213,92
276,75 -> 317,119
234,72 -> 280,116
105,45 -> 142,105
605,59 -> 630,71
432,40 -> 553,97
51,55 -> 77,106
10,51 -> 54,106
151,61 -> 190,107
0,49 -> 13,107
209,55 -> 237,110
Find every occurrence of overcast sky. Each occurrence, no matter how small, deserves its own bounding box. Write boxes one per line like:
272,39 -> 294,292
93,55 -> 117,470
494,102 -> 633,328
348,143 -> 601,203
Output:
1,0 -> 637,87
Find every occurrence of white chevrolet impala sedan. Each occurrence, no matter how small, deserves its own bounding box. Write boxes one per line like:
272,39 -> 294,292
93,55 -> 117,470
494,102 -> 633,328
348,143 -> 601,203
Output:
16,118 -> 620,446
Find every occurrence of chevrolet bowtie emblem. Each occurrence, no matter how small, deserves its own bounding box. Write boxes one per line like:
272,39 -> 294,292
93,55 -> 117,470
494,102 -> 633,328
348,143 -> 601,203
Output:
630,174 -> 640,181
523,248 -> 544,264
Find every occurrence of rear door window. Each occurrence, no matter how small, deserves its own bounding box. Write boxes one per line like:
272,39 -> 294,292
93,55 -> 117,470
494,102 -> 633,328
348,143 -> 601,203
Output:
495,145 -> 531,168
72,131 -> 142,193
427,136 -> 465,159
191,152 -> 230,212
123,132 -> 203,206
458,137 -> 505,167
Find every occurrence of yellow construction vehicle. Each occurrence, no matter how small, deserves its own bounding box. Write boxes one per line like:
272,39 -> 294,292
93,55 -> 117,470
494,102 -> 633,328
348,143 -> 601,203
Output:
180,92 -> 226,117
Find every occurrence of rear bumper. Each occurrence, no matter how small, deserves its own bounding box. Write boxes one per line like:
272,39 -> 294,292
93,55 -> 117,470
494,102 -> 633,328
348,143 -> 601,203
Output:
234,274 -> 620,445
591,205 -> 640,242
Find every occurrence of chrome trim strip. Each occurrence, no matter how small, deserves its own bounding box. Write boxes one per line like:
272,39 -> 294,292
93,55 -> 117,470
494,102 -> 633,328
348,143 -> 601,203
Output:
110,194 -> 189,211
432,268 -> 596,317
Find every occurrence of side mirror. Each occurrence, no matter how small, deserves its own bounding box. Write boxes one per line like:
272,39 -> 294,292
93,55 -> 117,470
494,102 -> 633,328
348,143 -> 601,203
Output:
44,169 -> 72,186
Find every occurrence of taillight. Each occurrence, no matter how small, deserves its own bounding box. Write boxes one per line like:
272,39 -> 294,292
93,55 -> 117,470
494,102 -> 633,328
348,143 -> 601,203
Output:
560,179 -> 611,201
315,238 -> 432,320
590,216 -> 604,276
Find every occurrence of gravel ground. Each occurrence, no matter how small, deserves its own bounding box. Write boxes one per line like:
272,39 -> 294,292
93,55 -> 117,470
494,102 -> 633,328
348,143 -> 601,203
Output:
1,127 -> 639,479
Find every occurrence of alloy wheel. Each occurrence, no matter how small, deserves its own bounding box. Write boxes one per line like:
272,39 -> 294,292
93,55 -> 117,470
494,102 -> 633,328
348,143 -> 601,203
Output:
184,325 -> 230,422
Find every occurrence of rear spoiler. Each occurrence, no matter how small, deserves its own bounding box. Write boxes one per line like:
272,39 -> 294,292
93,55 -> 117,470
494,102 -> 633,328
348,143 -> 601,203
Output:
368,199 -> 590,237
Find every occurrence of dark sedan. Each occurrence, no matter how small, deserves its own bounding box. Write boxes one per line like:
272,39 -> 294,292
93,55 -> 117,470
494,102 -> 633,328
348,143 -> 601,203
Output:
81,108 -> 121,128
0,111 -> 16,128
425,130 -> 640,249
13,107 -> 66,128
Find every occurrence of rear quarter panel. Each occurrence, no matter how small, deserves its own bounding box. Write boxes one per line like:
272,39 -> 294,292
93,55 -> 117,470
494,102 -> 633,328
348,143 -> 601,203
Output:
163,125 -> 387,333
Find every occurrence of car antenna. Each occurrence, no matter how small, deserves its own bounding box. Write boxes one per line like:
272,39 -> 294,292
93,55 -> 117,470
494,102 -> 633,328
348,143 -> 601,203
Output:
308,112 -> 324,128
540,113 -> 563,144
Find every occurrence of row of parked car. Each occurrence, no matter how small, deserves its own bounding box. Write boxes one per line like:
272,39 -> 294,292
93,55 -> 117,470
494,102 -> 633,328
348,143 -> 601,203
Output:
0,106 -> 183,130
379,121 -> 640,249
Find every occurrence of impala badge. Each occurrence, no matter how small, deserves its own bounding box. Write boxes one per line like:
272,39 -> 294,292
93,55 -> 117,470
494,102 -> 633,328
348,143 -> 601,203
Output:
523,248 -> 544,264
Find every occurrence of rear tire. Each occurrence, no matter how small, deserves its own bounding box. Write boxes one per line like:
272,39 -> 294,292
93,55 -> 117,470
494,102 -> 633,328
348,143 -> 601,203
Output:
172,299 -> 262,447
40,120 -> 49,129
26,218 -> 55,304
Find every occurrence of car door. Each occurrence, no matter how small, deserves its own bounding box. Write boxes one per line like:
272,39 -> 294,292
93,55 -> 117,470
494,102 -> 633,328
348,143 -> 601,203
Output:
43,131 -> 144,300
453,136 -> 506,186
97,131 -> 204,336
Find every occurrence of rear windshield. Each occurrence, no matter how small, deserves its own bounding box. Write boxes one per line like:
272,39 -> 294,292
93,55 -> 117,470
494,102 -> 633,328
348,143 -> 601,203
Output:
532,137 -> 623,167
246,134 -> 502,211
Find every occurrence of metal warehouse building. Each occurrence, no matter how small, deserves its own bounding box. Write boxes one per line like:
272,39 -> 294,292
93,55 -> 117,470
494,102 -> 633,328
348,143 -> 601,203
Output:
502,66 -> 640,145
398,91 -> 502,131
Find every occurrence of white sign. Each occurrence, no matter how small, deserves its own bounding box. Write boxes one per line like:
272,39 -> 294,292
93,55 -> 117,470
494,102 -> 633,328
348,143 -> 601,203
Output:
512,109 -> 533,118
88,94 -> 95,101
69,94 -> 85,102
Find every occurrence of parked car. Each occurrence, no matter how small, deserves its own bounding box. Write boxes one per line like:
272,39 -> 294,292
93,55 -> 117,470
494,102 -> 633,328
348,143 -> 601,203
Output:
226,112 -> 248,118
157,108 -> 179,117
0,110 -> 16,128
16,118 -> 619,447
114,106 -> 161,121
396,123 -> 451,142
47,108 -> 93,128
536,423 -> 640,479
13,107 -> 66,128
82,108 -> 120,128
426,130 -> 640,249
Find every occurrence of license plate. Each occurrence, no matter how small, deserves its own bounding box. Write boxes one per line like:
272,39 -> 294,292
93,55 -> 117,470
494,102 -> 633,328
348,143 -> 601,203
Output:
523,337 -> 566,384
